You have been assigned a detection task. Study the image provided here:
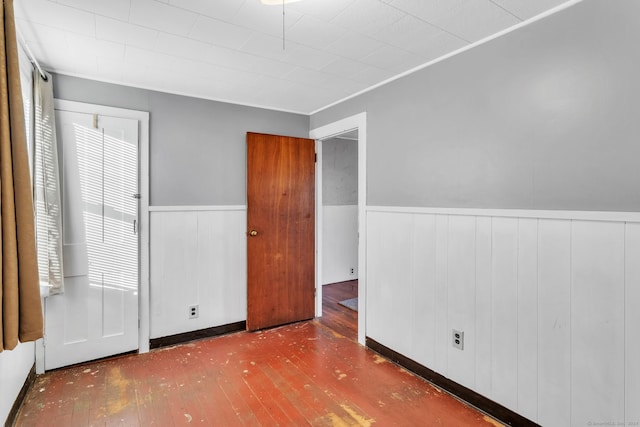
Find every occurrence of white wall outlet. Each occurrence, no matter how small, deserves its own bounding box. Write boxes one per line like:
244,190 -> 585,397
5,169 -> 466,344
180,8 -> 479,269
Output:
189,304 -> 199,319
452,329 -> 464,350
350,268 -> 355,275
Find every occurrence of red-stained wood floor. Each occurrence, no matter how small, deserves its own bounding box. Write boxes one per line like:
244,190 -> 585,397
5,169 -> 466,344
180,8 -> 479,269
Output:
15,281 -> 503,426
317,280 -> 358,342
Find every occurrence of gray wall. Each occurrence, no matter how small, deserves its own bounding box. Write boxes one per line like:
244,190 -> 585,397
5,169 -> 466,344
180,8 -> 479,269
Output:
322,136 -> 358,205
311,0 -> 640,211
53,74 -> 309,206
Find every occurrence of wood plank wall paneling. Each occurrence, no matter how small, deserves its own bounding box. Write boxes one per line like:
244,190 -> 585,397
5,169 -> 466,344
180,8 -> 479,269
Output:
491,217 -> 519,411
516,218 -> 538,421
625,223 -> 640,425
410,214 -> 437,368
571,221 -> 625,426
366,208 -> 640,426
474,216 -> 493,398
434,214 -> 449,376
537,219 -> 571,426
447,216 -> 476,388
149,209 -> 246,339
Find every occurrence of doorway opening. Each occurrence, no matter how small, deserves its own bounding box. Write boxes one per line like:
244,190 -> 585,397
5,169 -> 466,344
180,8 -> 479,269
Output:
318,131 -> 359,341
310,112 -> 367,345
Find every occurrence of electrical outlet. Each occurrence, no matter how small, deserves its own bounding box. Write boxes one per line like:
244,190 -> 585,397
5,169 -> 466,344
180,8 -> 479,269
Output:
350,268 -> 355,275
452,329 -> 464,350
189,304 -> 199,319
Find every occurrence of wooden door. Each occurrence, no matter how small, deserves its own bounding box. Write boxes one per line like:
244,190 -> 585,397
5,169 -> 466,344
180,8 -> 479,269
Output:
246,132 -> 315,331
45,110 -> 139,370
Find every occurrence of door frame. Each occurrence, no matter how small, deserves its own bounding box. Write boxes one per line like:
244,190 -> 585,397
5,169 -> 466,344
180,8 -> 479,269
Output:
310,112 -> 366,346
35,100 -> 150,374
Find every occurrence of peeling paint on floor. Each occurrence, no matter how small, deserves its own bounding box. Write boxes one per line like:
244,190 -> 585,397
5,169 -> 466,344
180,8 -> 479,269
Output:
15,282 -> 504,426
483,415 -> 506,427
372,355 -> 386,364
340,404 -> 375,426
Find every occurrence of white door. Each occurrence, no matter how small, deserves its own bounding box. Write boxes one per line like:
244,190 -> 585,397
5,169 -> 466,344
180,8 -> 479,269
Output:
44,110 -> 139,370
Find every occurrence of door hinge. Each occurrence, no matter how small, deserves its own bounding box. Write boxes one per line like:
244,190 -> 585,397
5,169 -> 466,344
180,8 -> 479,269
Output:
315,153 -> 317,163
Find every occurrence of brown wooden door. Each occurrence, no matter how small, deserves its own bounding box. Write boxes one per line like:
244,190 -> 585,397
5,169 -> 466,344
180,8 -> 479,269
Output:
246,132 -> 315,331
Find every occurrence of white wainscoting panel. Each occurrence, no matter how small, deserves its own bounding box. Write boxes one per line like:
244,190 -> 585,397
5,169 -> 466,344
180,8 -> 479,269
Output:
491,217 -> 519,411
0,342 -> 34,424
366,207 -> 640,426
366,212 -> 413,355
446,215 -> 476,388
625,223 -> 640,425
150,207 -> 246,339
434,214 -> 449,375
571,221 -> 625,427
474,216 -> 493,398
322,205 -> 358,284
410,214 -> 437,369
537,219 -> 571,427
516,218 -> 538,421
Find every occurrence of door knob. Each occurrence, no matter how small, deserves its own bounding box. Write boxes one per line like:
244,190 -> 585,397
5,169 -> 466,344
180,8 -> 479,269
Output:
249,230 -> 258,237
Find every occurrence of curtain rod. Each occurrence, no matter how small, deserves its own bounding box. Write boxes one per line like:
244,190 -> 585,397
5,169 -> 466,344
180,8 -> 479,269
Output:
16,30 -> 48,81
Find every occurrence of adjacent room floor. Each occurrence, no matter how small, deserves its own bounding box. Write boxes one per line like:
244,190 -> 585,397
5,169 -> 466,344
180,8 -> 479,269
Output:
15,282 -> 502,426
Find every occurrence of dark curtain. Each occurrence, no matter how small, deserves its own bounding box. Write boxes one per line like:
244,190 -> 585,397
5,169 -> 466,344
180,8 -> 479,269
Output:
1,0 -> 44,351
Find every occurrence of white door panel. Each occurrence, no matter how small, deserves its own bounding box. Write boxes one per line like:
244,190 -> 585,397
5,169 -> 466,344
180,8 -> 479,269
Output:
45,111 -> 139,370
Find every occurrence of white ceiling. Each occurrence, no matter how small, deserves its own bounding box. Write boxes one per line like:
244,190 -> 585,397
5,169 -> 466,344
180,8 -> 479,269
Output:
15,0 -> 572,114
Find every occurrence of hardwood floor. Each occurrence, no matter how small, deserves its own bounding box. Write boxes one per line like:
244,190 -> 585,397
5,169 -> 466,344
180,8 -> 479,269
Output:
317,280 -> 358,342
15,282 -> 503,426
